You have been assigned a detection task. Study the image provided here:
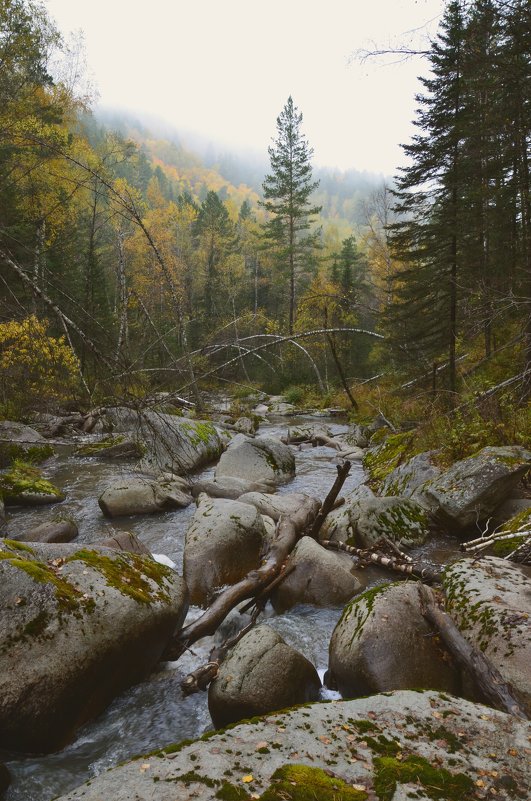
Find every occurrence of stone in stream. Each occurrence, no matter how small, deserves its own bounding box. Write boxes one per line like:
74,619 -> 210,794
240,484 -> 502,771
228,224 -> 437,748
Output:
413,445 -> 531,531
183,494 -> 267,607
51,690 -> 531,801
9,516 -> 78,544
0,462 -> 65,506
237,491 -> 313,521
95,530 -> 152,555
327,582 -> 461,699
320,488 -> 429,550
270,536 -> 364,613
86,407 -> 228,474
75,436 -> 145,460
98,475 -> 192,517
215,434 -> 295,485
0,540 -> 188,753
443,556 -> 531,715
208,624 -> 321,728
191,475 -> 276,500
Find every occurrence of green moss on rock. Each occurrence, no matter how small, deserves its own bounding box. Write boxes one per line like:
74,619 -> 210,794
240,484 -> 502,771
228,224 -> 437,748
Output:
338,582 -> 397,643
373,754 -> 473,801
75,436 -> 124,456
363,432 -> 414,489
0,461 -> 63,503
260,764 -> 368,800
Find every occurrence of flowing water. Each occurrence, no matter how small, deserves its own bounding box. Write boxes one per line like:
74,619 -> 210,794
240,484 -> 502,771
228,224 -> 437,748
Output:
1,416 -> 456,801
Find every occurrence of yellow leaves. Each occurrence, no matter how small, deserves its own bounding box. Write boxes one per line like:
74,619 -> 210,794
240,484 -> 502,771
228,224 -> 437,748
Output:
241,774 -> 253,783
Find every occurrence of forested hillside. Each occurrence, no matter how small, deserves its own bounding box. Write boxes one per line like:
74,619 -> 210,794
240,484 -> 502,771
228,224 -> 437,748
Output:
0,0 -> 529,448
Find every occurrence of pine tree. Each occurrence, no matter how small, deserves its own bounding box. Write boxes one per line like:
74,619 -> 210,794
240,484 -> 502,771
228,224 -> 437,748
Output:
261,96 -> 321,333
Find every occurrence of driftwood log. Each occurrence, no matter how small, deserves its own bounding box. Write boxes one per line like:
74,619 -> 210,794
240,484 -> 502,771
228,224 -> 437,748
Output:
418,583 -> 528,720
322,538 -> 442,584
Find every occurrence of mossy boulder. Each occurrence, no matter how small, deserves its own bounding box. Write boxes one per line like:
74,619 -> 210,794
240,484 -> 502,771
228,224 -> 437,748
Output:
363,431 -> 414,489
215,435 -> 295,485
0,540 -> 188,753
184,494 -> 267,607
270,536 -> 364,613
93,407 -> 226,474
443,556 -> 531,714
327,582 -> 461,699
415,446 -> 531,532
208,625 -> 321,728
0,421 -> 48,468
320,490 -> 429,550
380,451 -> 441,498
0,462 -> 64,506
51,690 -> 530,801
98,475 -> 192,517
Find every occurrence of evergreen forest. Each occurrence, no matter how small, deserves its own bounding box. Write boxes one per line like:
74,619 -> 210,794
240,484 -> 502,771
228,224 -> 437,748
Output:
0,0 -> 530,452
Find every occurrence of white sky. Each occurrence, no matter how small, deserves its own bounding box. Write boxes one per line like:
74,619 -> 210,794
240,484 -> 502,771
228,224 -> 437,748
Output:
44,0 -> 445,175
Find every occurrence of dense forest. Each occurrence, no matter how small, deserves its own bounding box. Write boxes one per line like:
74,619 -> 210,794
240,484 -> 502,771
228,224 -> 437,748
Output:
0,0 -> 529,445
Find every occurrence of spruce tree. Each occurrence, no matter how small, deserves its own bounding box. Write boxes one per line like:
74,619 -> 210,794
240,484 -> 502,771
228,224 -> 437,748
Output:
261,96 -> 321,333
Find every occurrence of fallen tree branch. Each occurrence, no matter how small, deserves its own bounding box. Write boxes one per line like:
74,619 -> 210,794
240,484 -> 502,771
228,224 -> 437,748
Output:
322,539 -> 441,584
307,461 -> 352,540
418,583 -> 528,720
162,495 -> 321,661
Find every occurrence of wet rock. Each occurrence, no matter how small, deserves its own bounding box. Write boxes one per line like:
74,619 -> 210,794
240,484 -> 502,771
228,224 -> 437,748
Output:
270,536 -> 363,612
191,475 -> 275,500
443,556 -> 531,714
0,540 -> 188,753
184,494 -> 266,606
208,625 -> 321,728
96,531 -> 151,555
238,491 -> 312,521
381,450 -> 441,498
328,582 -> 461,699
215,434 -> 295,485
11,517 -> 78,544
98,476 -> 192,518
51,690 -> 531,801
415,446 -> 531,531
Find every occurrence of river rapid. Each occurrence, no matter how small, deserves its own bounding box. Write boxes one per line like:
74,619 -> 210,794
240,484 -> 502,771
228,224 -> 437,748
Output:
1,415 -> 456,801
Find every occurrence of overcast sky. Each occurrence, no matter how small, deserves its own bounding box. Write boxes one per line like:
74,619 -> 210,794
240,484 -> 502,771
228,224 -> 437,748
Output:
44,0 -> 445,175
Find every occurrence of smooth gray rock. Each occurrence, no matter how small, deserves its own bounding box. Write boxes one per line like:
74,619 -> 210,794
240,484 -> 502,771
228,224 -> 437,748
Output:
343,422 -> 371,448
0,541 -> 188,753
0,421 -> 44,443
238,491 -> 311,521
52,690 -> 531,801
328,582 -> 461,699
208,625 -> 321,728
415,446 -> 531,531
11,517 -> 78,544
183,495 -> 266,606
98,476 -> 192,517
443,556 -> 531,714
381,450 -> 441,497
215,434 -> 295,484
191,475 -> 275,500
271,536 -> 364,612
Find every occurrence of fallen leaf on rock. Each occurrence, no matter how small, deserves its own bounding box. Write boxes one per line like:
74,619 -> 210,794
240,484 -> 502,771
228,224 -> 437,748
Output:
319,736 -> 331,744
139,764 -> 150,773
241,775 -> 253,783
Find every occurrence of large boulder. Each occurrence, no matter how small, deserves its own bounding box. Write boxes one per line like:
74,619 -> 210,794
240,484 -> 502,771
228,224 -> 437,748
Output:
443,556 -> 531,714
208,625 -> 321,728
0,540 -> 188,753
327,582 -> 461,699
415,446 -> 531,531
381,450 -> 441,498
238,491 -> 312,521
93,407 -> 227,474
320,490 -> 430,549
270,536 -> 364,612
183,495 -> 267,606
52,690 -> 531,801
191,475 -> 275,500
215,434 -> 295,485
98,475 -> 192,517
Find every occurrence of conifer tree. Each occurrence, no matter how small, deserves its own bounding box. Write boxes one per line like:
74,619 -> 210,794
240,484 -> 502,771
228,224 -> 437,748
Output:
261,97 -> 321,333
